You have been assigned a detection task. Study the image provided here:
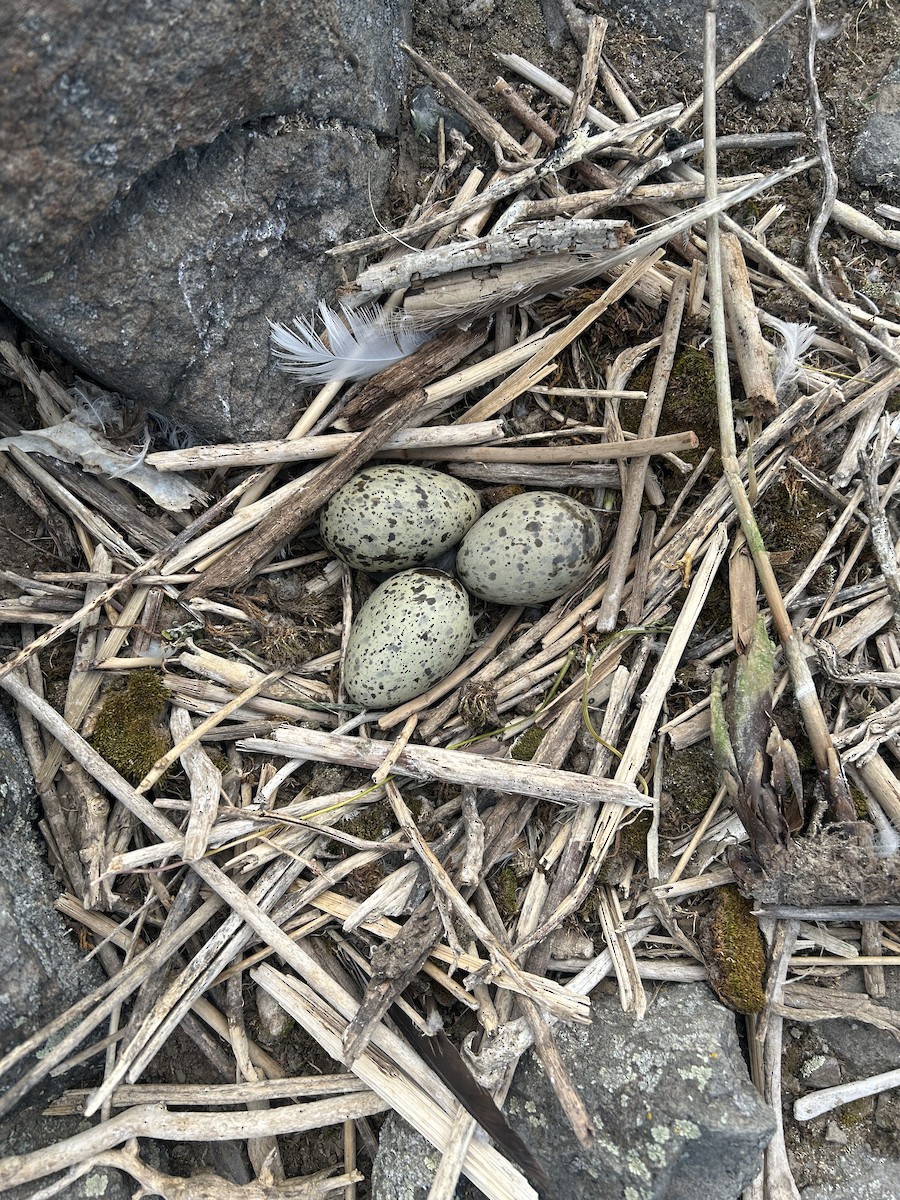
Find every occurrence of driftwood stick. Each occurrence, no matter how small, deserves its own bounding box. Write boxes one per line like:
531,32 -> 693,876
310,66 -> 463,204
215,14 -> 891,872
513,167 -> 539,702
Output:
563,15 -> 606,136
448,462 -> 621,489
597,277 -> 687,631
146,421 -> 504,473
0,1094 -> 388,1190
350,221 -> 631,301
54,1075 -> 367,1111
238,727 -> 649,808
795,1065 -> 900,1121
396,431 -> 698,463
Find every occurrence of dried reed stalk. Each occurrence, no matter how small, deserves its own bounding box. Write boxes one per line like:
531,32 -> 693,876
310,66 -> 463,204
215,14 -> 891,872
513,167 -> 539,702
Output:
238,727 -> 649,808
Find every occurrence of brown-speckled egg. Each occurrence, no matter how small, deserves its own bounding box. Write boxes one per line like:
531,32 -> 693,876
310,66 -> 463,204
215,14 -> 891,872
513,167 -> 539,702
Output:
320,465 -> 481,572
456,491 -> 602,605
344,569 -> 473,707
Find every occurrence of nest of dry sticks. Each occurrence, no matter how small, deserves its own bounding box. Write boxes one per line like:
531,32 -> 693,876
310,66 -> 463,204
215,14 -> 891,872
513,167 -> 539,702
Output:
1,9 -> 899,1200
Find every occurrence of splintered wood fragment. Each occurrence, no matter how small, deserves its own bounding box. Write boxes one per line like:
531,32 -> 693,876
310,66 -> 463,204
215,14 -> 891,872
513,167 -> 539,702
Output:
350,220 -> 632,302
339,322 -> 489,429
238,727 -> 649,808
597,276 -> 687,631
146,421 -> 504,472
308,891 -> 589,1019
720,232 -> 778,417
169,706 -> 223,861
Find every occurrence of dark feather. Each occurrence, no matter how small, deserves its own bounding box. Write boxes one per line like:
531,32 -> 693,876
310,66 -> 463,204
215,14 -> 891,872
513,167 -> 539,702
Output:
389,1001 -> 551,1196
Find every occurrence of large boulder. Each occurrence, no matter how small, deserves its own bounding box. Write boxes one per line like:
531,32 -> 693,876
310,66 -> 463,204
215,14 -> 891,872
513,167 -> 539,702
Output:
0,1 -> 412,442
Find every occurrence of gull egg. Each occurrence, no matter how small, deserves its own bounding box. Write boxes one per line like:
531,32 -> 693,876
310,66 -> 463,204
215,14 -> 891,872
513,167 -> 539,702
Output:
344,569 -> 473,707
456,491 -> 602,605
320,465 -> 481,573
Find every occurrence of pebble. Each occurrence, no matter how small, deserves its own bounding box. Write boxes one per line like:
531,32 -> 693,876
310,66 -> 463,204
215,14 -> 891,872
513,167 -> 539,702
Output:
851,60 -> 900,191
733,38 -> 793,101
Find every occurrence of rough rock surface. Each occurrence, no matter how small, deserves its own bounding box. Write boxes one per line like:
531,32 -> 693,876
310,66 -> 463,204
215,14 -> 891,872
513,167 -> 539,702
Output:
798,1144 -> 900,1199
372,984 -> 774,1199
733,38 -> 793,102
590,0 -> 775,65
850,59 -> 900,191
0,1 -> 412,442
0,704 -> 103,1064
0,704 -> 124,1194
1,1108 -> 134,1200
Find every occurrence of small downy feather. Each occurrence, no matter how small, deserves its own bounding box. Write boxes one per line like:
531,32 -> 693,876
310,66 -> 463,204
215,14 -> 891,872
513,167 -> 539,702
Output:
270,301 -> 431,384
768,315 -> 818,398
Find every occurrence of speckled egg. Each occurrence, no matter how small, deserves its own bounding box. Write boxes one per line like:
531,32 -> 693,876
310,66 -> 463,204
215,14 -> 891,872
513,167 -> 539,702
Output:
344,569 -> 473,707
320,465 -> 481,572
456,491 -> 602,605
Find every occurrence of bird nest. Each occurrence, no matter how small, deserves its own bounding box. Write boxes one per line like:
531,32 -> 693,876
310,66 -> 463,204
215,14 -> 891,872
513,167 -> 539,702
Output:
1,13 -> 899,1200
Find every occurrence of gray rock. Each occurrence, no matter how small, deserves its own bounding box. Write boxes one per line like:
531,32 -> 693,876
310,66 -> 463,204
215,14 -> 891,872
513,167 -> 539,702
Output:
851,60 -> 900,191
816,970 -> 900,1079
1,1106 -> 134,1200
799,1144 -> 900,1199
800,1054 -> 843,1089
733,38 -> 793,102
592,0 -> 764,65
0,704 -> 103,1068
372,984 -> 774,1199
0,1 -> 412,442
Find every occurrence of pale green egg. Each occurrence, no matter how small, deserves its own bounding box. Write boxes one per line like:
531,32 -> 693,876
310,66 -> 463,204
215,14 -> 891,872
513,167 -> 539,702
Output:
457,491 -> 602,605
344,569 -> 473,707
321,465 -> 480,573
